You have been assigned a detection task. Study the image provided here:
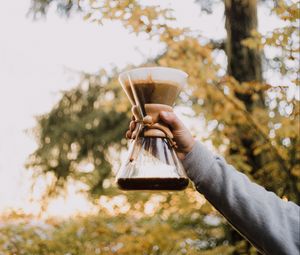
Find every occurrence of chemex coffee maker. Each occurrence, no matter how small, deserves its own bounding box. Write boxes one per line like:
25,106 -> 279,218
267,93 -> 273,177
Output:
116,67 -> 189,191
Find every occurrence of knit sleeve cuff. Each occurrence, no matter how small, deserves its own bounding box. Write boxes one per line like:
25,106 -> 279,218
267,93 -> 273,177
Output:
182,141 -> 216,184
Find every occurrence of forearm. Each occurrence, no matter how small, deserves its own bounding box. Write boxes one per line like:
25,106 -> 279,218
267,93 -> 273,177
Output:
182,142 -> 300,255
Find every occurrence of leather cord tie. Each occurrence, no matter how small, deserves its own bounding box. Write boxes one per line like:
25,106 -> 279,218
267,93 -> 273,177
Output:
129,104 -> 178,162
134,115 -> 178,149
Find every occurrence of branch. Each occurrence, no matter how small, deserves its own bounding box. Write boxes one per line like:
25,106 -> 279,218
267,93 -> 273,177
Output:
213,81 -> 300,201
210,40 -> 225,50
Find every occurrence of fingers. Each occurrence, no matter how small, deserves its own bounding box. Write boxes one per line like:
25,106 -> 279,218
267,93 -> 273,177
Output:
126,130 -> 132,139
128,111 -> 185,138
129,120 -> 136,131
126,120 -> 137,139
159,111 -> 184,131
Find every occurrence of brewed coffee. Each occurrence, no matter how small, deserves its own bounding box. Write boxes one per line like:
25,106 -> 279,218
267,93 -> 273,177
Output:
124,80 -> 181,114
117,177 -> 189,190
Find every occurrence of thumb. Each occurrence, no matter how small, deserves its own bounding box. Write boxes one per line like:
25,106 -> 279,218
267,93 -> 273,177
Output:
159,111 -> 183,131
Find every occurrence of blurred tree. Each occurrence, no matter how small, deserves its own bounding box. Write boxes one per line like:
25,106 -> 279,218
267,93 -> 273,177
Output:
27,73 -> 130,196
26,0 -> 300,254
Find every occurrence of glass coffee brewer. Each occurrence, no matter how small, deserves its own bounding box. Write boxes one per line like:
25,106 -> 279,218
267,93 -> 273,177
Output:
116,67 -> 189,191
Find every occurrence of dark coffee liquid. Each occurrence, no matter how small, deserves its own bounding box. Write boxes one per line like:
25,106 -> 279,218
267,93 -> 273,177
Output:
117,178 -> 189,191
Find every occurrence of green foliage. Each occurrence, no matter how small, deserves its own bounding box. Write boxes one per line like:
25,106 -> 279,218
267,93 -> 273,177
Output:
27,73 -> 130,196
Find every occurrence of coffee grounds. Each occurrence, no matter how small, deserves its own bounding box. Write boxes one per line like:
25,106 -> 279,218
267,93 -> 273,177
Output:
125,80 -> 181,114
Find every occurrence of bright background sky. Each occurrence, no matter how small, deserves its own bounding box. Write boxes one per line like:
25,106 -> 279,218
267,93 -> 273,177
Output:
0,0 -> 289,218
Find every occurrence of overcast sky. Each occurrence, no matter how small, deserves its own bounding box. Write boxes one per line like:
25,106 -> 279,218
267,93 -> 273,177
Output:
0,0 -> 292,217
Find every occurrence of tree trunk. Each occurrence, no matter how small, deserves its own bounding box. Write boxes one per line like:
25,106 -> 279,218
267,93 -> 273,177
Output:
225,0 -> 264,178
224,0 -> 263,253
225,0 -> 262,83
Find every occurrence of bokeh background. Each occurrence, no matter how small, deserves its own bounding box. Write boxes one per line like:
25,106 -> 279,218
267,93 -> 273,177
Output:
0,0 -> 299,254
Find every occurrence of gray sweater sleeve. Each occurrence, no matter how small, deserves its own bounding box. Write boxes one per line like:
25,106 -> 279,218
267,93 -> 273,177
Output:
182,141 -> 300,255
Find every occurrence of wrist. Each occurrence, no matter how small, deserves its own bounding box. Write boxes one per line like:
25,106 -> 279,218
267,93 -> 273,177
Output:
177,138 -> 196,160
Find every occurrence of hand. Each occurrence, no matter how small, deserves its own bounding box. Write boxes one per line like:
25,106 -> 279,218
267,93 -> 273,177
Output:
126,111 -> 195,160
